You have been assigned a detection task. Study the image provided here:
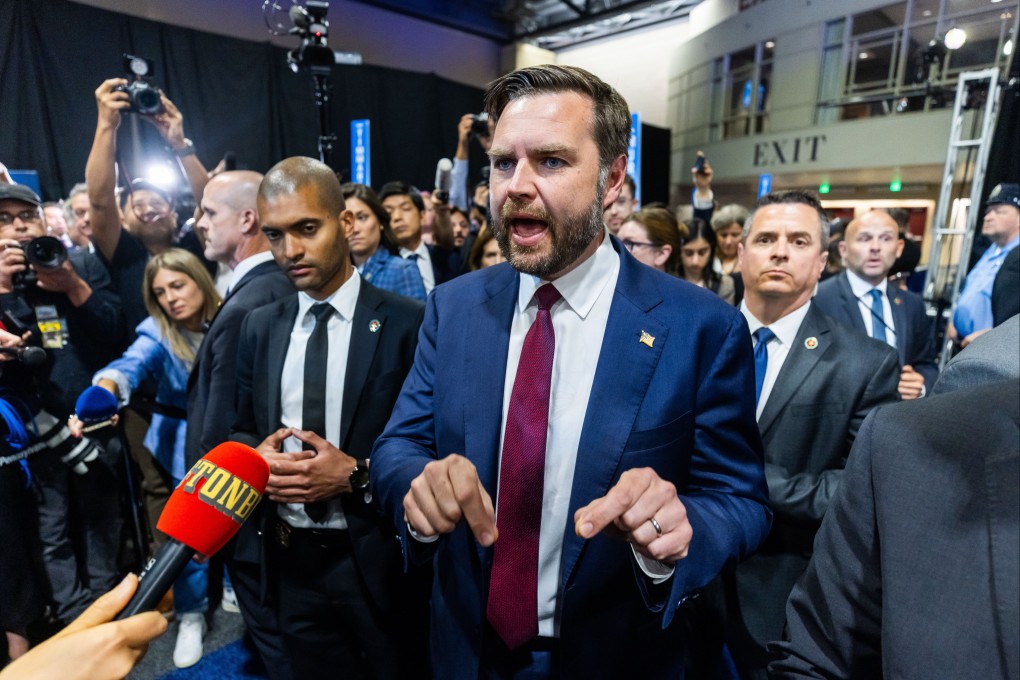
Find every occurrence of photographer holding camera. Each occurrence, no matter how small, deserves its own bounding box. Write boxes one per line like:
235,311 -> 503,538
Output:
0,182 -> 128,624
86,73 -> 210,338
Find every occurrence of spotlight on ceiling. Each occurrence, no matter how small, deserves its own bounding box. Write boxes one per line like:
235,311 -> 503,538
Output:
944,27 -> 967,50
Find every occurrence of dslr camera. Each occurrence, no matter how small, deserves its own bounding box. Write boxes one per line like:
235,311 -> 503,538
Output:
114,53 -> 165,116
471,113 -> 491,138
12,236 -> 68,291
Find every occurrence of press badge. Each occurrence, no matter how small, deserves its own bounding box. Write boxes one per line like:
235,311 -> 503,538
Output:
34,305 -> 68,349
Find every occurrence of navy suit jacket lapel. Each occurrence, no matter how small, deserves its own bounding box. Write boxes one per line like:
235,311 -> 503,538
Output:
268,296 -> 299,430
464,266 -> 518,565
836,273 -> 868,335
560,241 -> 667,588
888,288 -> 909,365
340,283 -> 385,449
757,304 -> 832,436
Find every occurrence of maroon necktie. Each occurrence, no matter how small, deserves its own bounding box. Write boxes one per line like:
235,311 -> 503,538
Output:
487,283 -> 562,650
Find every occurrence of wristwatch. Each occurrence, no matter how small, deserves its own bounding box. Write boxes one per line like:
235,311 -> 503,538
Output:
173,138 -> 196,158
349,459 -> 371,500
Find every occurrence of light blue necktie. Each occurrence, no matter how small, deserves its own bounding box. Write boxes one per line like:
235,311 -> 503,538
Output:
753,327 -> 775,406
868,289 -> 887,343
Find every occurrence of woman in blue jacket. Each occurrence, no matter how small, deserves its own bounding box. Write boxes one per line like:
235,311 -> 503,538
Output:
70,248 -> 221,669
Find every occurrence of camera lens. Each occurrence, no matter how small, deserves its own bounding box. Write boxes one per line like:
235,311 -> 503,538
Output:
133,85 -> 163,115
25,236 -> 68,270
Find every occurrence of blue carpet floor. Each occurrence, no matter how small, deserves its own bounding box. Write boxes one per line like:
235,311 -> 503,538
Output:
155,640 -> 267,680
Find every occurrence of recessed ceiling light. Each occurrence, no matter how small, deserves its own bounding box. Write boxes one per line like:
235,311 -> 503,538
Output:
859,51 -> 870,59
922,9 -> 933,16
765,40 -> 775,48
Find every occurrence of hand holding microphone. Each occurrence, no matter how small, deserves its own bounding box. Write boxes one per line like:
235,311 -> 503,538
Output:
69,385 -> 120,436
116,441 -> 269,619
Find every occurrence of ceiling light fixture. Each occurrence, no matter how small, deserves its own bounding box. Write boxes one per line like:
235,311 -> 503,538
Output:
944,27 -> 967,50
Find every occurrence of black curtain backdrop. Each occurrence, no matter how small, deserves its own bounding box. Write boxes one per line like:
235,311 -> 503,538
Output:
0,0 -> 489,201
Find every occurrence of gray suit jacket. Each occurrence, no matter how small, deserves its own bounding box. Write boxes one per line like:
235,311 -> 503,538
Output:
933,314 -> 1020,394
732,303 -> 900,648
771,380 -> 1020,680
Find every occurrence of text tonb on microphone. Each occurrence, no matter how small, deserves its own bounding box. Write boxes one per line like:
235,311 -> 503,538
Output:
116,441 -> 269,619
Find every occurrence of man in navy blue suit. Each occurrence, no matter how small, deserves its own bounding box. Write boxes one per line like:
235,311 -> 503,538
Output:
371,64 -> 771,679
813,209 -> 937,399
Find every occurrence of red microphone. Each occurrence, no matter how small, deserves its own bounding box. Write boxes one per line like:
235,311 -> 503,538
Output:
117,442 -> 269,619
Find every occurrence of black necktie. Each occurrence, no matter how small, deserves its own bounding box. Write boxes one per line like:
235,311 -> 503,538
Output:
303,303 -> 334,523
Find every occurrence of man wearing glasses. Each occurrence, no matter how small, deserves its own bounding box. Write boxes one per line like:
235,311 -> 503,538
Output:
0,182 -> 126,623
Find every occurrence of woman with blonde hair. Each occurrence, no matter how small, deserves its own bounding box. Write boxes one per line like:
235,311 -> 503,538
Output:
69,248 -> 221,669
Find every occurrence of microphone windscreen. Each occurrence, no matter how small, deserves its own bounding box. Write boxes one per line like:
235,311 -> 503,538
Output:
158,442 -> 269,556
75,386 -> 119,424
435,158 -> 453,194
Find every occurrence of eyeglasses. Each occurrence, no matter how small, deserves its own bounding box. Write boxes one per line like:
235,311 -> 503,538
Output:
621,238 -> 657,252
0,209 -> 42,226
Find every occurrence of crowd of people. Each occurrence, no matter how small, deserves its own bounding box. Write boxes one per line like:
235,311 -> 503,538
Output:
0,62 -> 1017,680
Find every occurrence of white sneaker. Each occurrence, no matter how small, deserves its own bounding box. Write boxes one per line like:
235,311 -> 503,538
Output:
221,585 -> 240,613
172,613 -> 206,668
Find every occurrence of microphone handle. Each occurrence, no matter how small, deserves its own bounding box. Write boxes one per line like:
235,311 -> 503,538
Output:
434,189 -> 450,203
81,417 -> 117,434
116,539 -> 195,619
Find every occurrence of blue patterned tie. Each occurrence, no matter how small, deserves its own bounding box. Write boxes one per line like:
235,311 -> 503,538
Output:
753,327 -> 775,406
868,289 -> 887,343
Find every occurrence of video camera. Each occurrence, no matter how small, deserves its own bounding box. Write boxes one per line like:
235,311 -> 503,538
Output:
114,54 -> 165,116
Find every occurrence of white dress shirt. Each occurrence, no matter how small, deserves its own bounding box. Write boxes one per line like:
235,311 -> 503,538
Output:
277,271 -> 361,529
226,250 -> 275,296
844,270 -> 897,349
399,241 -> 435,293
741,301 -> 812,420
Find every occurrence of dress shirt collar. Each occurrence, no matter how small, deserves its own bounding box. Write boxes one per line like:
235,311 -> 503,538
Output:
296,270 -> 361,323
227,251 -> 275,294
517,230 -> 618,319
740,299 -> 812,348
399,241 -> 429,261
845,269 -> 887,298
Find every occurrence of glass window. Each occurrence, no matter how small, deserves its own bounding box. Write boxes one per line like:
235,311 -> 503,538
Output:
818,0 -> 1016,121
709,40 -> 775,140
851,3 -> 907,36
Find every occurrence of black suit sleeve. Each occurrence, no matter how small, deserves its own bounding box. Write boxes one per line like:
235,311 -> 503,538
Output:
68,252 -> 126,351
229,310 -> 262,449
201,304 -> 251,453
768,409 -> 885,678
765,346 -> 899,522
